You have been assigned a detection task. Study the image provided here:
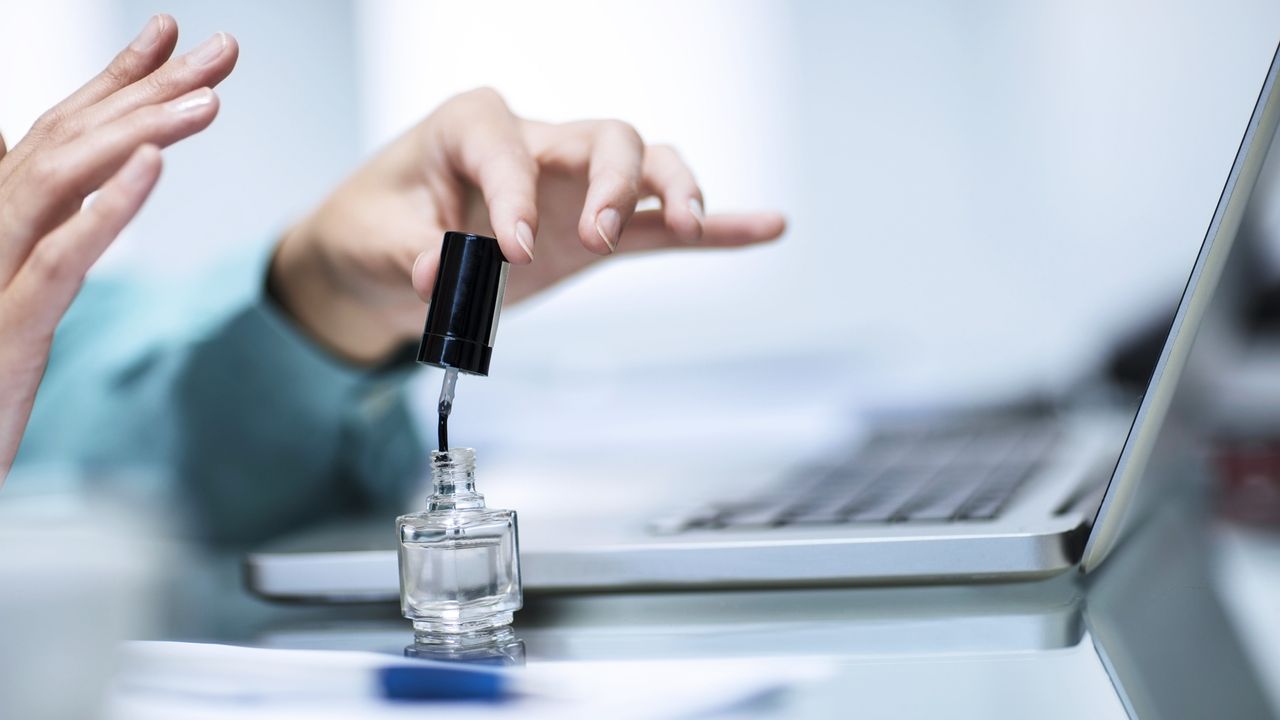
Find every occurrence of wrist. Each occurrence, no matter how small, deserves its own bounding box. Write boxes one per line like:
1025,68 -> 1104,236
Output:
268,224 -> 407,366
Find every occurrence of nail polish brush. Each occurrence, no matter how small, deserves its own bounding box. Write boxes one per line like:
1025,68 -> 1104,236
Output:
416,231 -> 509,451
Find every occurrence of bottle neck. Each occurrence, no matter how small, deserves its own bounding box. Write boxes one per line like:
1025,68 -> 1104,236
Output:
426,448 -> 486,511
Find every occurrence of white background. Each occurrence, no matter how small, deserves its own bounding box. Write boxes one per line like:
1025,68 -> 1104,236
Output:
3,0 -> 1280,455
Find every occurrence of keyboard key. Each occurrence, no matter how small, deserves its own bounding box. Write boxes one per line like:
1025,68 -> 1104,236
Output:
893,470 -> 991,521
845,470 -> 934,522
720,504 -> 788,528
648,506 -> 719,534
783,502 -> 852,526
956,494 -> 1008,520
956,468 -> 1033,519
785,464 -> 844,495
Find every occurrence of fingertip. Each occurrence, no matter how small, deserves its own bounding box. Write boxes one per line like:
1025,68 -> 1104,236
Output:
576,215 -> 611,256
489,217 -> 535,265
760,212 -> 788,239
205,89 -> 223,120
166,87 -> 221,127
485,197 -> 538,263
185,32 -> 240,87
496,235 -> 533,265
219,31 -> 241,64
580,207 -> 622,255
512,219 -> 536,263
696,212 -> 788,248
127,13 -> 173,55
153,13 -> 179,49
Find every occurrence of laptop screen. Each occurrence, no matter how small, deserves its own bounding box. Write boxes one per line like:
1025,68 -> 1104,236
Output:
1080,41 -> 1280,570
437,9 -> 1280,546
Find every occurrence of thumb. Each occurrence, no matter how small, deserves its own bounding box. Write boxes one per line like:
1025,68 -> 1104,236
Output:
411,248 -> 440,303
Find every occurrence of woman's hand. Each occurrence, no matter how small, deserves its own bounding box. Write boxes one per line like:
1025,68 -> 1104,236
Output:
272,87 -> 787,364
0,15 -> 238,484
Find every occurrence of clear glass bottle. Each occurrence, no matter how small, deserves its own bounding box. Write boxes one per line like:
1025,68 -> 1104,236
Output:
404,627 -> 526,666
397,448 -> 522,641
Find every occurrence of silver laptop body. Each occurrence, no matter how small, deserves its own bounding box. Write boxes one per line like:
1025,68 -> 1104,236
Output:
246,41 -> 1280,602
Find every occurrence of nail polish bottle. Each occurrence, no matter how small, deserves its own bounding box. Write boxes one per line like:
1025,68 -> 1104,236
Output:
399,232 -> 521,642
398,447 -> 522,641
404,626 -> 526,666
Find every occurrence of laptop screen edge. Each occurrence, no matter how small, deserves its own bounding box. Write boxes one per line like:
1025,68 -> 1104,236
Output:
1080,41 -> 1280,573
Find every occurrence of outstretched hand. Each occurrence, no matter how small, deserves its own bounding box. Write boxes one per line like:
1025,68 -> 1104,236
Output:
0,15 -> 238,483
272,87 -> 787,364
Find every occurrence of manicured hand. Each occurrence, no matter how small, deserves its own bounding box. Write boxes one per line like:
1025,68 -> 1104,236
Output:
0,15 -> 238,484
272,87 -> 787,364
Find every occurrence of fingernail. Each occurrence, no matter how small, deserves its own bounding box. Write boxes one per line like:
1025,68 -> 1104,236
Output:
515,220 -> 535,260
687,197 -> 705,242
186,32 -> 227,67
595,208 -> 621,253
412,251 -> 426,279
168,88 -> 214,114
688,197 -> 705,223
130,15 -> 165,52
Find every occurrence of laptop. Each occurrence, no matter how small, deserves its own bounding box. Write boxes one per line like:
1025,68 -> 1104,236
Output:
248,485 -> 1272,717
247,41 -> 1280,601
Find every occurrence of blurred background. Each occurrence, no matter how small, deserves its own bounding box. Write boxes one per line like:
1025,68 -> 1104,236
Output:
0,0 -> 1274,421
4,0 -> 1280,464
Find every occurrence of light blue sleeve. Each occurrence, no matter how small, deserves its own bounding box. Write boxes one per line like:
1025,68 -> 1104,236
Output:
13,241 -> 427,546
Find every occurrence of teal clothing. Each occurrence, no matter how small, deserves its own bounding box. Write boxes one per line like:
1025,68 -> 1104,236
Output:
13,242 -> 426,547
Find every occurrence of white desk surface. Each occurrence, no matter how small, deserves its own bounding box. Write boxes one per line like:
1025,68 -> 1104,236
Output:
115,492 -> 1273,719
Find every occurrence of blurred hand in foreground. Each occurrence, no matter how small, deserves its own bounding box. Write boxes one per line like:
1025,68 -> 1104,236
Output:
0,15 -> 238,484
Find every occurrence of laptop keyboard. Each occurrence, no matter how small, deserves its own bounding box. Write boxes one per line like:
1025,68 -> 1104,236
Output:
654,413 -> 1061,534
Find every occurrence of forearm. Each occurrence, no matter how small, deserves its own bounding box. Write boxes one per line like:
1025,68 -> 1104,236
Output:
268,221 -> 420,366
14,241 -> 427,546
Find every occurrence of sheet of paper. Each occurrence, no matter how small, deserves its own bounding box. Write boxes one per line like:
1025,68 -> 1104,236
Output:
109,642 -> 832,719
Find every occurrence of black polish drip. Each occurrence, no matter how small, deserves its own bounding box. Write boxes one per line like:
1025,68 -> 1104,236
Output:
437,367 -> 459,452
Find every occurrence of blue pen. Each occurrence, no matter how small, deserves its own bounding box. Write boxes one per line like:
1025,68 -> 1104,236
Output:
378,664 -> 509,702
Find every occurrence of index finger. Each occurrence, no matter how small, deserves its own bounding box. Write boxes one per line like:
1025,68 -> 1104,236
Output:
25,16 -> 178,143
436,88 -> 539,265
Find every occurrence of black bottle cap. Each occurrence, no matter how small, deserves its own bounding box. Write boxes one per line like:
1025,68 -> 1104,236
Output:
416,232 -> 509,376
